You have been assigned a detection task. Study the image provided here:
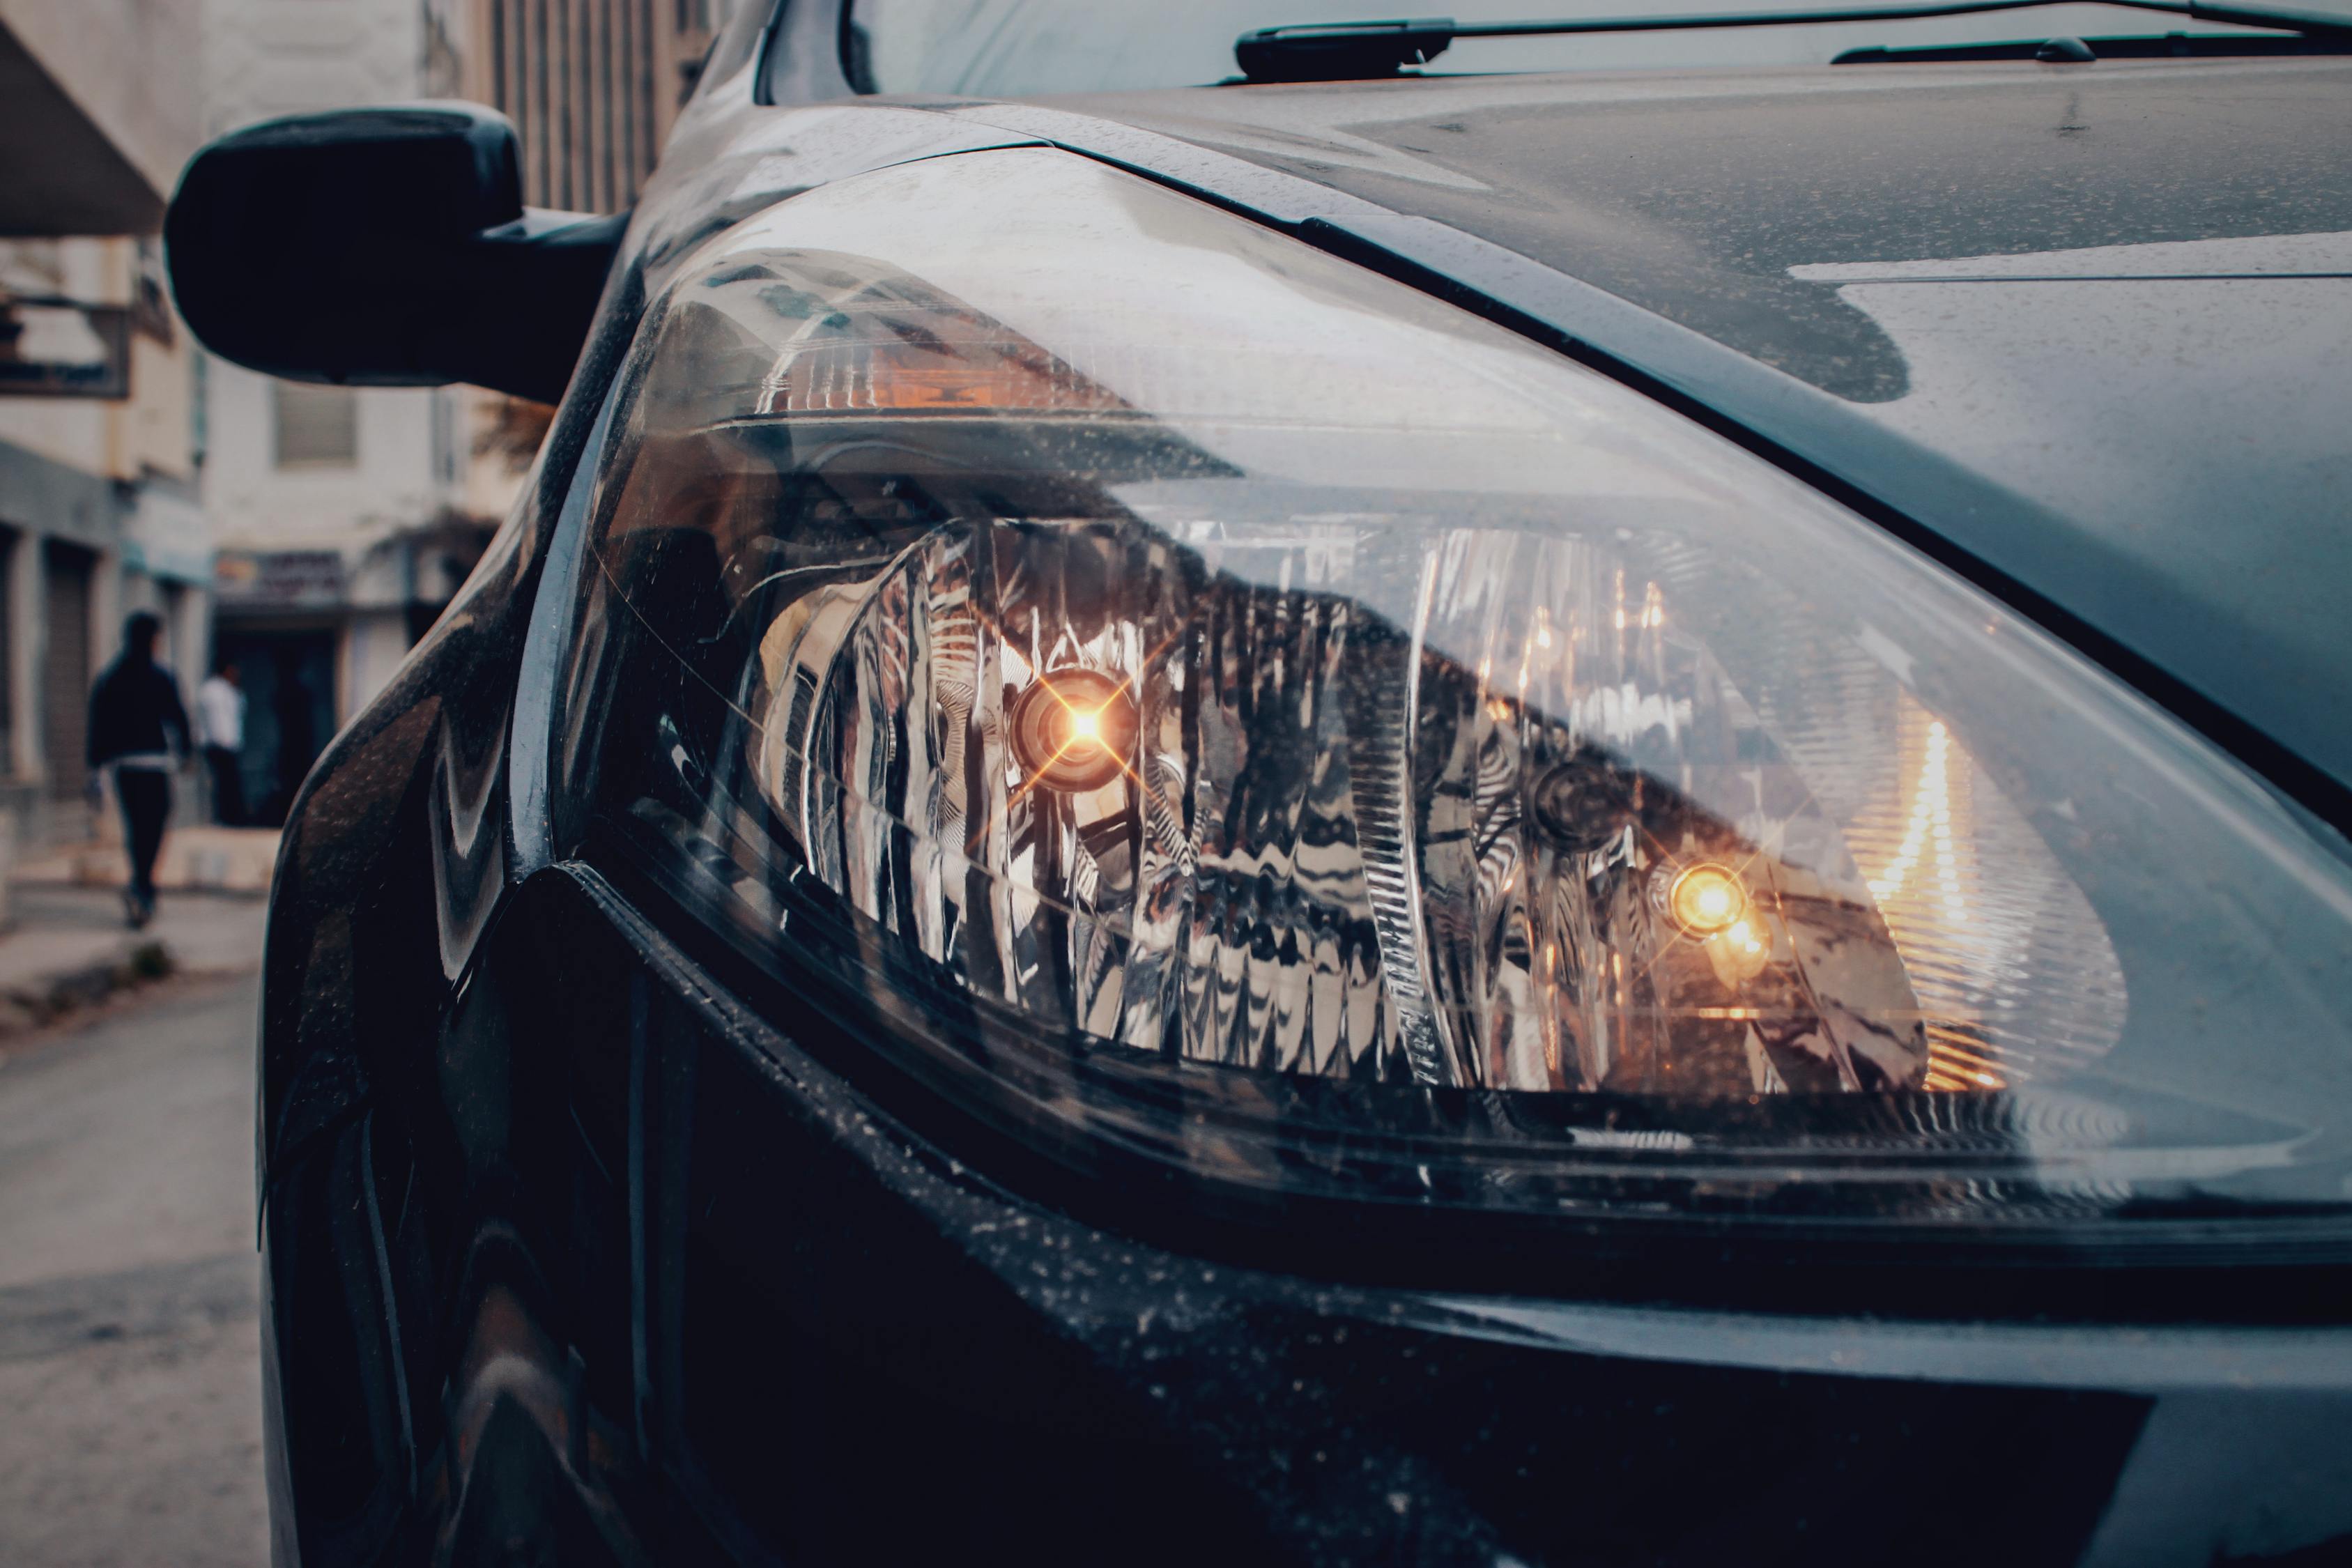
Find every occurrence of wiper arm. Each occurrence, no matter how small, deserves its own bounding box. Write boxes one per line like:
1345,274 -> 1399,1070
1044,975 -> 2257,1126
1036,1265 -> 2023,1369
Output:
1235,1 -> 2352,80
1835,27 -> 2352,57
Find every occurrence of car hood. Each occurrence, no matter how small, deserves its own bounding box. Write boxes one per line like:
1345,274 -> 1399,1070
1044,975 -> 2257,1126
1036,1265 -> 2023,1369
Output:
1004,61 -> 2352,810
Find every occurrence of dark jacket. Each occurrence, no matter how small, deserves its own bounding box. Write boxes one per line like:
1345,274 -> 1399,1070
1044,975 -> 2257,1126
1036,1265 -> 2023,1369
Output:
87,656 -> 191,768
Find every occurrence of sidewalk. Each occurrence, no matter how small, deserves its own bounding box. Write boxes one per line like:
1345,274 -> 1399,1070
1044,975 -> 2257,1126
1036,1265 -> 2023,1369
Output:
13,826 -> 282,897
0,885 -> 269,1038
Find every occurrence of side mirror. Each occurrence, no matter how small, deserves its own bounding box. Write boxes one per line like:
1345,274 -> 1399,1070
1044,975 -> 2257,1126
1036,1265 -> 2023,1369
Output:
165,103 -> 625,406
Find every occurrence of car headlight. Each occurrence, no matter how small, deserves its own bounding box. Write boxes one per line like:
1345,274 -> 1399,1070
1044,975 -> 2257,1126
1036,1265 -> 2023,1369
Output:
551,148 -> 2352,1252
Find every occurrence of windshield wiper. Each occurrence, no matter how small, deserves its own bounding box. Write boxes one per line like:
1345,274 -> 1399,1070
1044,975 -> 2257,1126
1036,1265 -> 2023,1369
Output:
1234,1 -> 2352,80
1834,27 -> 2352,56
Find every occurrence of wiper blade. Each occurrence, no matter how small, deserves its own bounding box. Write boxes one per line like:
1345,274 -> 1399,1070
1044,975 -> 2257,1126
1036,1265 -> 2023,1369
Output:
1835,26 -> 2352,56
1234,1 -> 2352,80
1235,17 -> 1459,79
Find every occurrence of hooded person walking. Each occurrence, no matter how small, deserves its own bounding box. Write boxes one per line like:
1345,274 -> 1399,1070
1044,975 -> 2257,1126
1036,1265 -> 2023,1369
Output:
86,611 -> 191,928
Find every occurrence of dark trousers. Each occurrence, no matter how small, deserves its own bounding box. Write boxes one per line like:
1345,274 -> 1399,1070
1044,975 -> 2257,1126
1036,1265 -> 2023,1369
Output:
116,768 -> 172,902
203,745 -> 244,827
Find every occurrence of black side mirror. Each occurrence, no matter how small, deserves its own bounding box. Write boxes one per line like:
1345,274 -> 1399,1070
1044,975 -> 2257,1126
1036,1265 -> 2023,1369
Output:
165,102 -> 625,406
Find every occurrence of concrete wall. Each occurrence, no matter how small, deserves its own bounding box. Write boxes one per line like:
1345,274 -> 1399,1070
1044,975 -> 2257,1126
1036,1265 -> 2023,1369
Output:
204,368 -> 448,548
0,0 -> 203,232
201,0 -> 426,139
0,238 -> 199,486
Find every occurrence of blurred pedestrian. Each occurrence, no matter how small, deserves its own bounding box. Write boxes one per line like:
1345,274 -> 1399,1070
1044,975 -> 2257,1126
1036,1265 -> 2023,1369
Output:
196,659 -> 246,826
86,611 -> 191,930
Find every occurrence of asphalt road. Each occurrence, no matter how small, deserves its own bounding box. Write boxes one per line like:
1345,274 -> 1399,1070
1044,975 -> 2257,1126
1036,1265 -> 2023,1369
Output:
0,970 -> 268,1567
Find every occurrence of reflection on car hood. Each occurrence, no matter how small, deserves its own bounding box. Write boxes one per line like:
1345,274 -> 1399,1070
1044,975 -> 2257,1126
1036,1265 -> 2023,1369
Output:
1020,63 -> 2352,806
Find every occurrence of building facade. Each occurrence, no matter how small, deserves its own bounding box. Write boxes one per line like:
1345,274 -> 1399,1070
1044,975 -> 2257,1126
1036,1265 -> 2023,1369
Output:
199,0 -> 736,823
0,0 -> 210,850
197,0 -> 499,823
428,0 -> 737,209
1,0 -> 741,846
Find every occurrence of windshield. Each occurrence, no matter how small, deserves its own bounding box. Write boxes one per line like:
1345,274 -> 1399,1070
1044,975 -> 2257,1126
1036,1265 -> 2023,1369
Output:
844,0 -> 2330,93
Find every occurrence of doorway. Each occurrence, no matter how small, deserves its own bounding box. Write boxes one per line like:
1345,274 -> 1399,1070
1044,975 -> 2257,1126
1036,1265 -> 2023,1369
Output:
212,626 -> 339,827
41,541 -> 94,801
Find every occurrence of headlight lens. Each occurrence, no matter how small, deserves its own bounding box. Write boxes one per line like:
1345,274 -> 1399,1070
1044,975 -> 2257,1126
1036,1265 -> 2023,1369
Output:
555,148 -> 2352,1241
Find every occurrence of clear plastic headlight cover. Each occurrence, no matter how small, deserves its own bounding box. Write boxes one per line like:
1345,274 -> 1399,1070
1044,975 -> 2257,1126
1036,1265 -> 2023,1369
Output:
554,148 -> 2352,1241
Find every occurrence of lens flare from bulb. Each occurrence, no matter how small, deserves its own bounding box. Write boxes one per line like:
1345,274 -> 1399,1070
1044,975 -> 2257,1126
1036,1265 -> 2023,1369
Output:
1668,862 -> 1748,937
1009,668 -> 1137,794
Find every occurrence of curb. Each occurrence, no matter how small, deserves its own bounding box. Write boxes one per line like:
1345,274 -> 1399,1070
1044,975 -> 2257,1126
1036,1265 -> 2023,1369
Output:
0,941 -> 178,1038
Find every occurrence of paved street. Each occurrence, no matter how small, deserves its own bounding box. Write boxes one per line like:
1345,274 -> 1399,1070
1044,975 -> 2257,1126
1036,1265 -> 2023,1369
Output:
0,900 -> 269,1567
0,882 -> 273,999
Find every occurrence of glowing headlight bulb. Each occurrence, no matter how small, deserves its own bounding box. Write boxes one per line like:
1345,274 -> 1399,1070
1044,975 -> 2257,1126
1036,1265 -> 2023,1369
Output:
1009,668 -> 1137,793
1667,862 -> 1748,937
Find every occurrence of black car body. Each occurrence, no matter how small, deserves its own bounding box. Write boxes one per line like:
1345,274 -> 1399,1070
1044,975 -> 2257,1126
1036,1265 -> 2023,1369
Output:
165,2 -> 2352,1564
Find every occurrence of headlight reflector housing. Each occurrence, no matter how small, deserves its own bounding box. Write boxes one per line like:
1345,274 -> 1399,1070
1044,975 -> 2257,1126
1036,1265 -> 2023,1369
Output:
554,148 -> 2352,1250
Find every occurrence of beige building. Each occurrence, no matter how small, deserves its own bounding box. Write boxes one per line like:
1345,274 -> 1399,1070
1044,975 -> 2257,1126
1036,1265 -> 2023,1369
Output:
1,0 -> 741,841
0,0 -> 209,847
196,0 -> 737,822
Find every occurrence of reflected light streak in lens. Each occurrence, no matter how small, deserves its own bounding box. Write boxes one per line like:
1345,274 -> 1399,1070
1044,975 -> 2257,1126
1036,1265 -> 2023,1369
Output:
1867,719 -> 1969,928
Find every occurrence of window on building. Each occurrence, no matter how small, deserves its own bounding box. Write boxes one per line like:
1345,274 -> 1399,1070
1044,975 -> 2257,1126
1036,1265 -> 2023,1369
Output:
482,0 -> 739,212
272,381 -> 359,469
